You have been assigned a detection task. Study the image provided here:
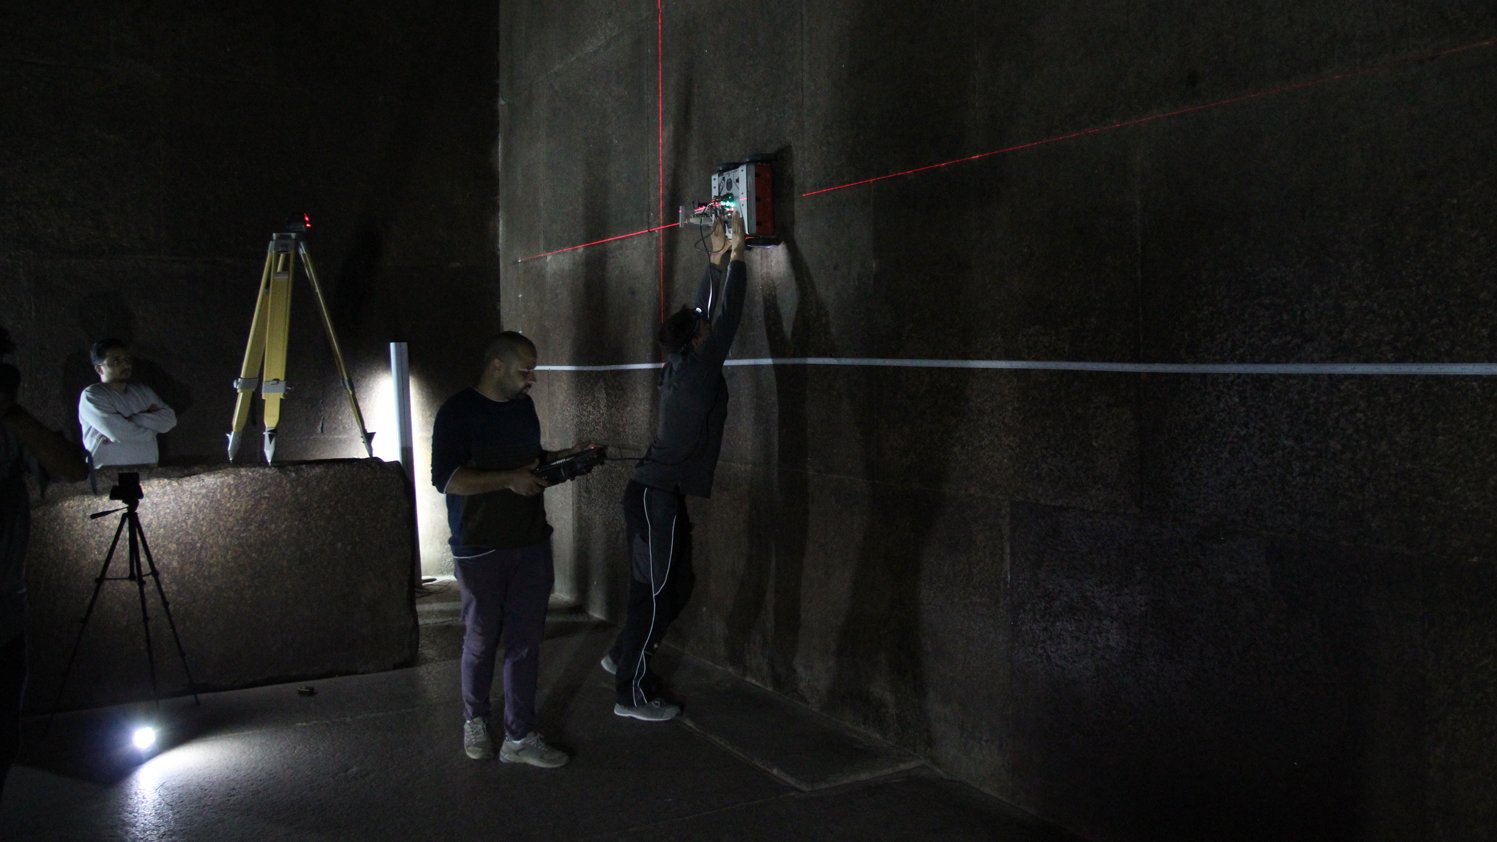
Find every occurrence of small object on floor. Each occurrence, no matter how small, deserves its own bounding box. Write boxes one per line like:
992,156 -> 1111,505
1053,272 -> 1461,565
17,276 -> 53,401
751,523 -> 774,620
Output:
464,716 -> 494,760
614,698 -> 681,722
297,686 -> 316,697
600,653 -> 616,675
500,732 -> 569,768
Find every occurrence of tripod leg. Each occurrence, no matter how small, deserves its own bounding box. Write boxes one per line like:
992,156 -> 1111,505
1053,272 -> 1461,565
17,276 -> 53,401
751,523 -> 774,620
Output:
125,513 -> 163,711
299,243 -> 375,458
132,514 -> 200,705
229,245 -> 276,461
49,513 -> 128,720
260,244 -> 296,463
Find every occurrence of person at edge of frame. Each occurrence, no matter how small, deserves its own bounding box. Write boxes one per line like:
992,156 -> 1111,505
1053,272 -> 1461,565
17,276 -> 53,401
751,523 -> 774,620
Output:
1,325 -> 89,803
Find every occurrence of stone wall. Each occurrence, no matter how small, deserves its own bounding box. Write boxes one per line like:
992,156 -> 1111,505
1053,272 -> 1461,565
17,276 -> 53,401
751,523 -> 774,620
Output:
499,3 -> 1497,840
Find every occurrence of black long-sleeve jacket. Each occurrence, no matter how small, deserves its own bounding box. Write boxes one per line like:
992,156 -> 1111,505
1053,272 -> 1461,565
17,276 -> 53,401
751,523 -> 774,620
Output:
630,257 -> 746,497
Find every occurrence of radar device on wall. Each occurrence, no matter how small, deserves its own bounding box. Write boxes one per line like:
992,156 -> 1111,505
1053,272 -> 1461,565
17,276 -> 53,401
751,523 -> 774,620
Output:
680,154 -> 780,247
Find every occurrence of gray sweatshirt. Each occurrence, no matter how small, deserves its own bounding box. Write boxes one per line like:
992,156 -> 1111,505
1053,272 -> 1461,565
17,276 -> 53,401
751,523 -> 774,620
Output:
631,258 -> 746,497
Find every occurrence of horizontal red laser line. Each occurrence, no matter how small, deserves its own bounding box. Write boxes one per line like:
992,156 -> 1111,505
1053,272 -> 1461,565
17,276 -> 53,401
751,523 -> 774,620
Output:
517,222 -> 681,263
802,35 -> 1497,198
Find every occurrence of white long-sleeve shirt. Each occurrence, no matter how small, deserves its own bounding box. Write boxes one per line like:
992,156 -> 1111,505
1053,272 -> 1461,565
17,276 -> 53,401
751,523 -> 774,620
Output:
78,382 -> 177,467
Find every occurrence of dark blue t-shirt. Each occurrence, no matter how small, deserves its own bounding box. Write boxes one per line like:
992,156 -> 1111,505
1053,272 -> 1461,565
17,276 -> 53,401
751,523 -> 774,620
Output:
430,388 -> 550,552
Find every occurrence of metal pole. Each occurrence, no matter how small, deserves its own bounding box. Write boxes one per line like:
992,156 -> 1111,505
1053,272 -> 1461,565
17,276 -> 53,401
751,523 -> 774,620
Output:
389,342 -> 414,484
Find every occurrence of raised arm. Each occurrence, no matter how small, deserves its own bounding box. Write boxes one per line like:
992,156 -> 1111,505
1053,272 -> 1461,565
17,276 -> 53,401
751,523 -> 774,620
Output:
698,213 -> 748,364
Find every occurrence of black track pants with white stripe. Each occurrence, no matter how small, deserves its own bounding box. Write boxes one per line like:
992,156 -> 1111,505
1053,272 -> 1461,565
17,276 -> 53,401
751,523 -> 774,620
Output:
612,480 -> 695,706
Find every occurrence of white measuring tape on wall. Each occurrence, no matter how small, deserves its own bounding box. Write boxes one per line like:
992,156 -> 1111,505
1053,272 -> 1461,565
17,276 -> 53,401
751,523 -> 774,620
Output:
537,358 -> 1497,376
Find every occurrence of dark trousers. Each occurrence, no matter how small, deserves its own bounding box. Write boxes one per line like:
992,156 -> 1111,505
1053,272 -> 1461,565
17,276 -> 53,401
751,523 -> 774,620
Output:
611,481 -> 695,706
1,633 -> 25,803
453,542 -> 554,740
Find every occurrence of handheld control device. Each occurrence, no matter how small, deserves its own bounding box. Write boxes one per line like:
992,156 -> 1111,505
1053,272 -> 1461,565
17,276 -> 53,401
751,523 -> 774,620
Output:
534,444 -> 608,485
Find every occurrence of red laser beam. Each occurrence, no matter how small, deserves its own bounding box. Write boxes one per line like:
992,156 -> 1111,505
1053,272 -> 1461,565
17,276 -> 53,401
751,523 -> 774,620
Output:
517,222 -> 681,263
657,0 -> 666,322
802,35 -> 1497,198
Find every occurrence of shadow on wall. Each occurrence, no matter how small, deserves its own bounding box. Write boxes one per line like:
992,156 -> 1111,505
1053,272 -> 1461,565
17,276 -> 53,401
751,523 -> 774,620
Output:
65,296 -> 196,465
720,143 -> 972,748
726,145 -> 813,696
64,292 -> 138,439
573,149 -> 612,606
326,48 -> 439,350
829,167 -> 973,751
131,360 -> 194,465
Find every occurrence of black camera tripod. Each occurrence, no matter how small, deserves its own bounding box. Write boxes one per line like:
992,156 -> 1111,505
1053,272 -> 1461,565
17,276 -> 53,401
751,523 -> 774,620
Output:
52,474 -> 200,716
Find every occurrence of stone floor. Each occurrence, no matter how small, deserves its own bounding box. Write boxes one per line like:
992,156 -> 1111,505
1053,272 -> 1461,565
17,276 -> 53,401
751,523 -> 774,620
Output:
1,579 -> 1081,841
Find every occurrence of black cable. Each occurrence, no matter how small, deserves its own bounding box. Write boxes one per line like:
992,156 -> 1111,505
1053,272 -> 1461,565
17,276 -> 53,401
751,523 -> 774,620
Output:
694,214 -> 714,255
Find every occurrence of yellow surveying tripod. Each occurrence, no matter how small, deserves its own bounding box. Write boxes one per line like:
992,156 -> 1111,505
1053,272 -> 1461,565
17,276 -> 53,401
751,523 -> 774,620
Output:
228,219 -> 374,463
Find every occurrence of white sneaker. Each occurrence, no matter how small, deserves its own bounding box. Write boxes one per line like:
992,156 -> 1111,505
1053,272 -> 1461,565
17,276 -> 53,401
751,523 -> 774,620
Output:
463,717 -> 494,760
613,697 -> 680,722
500,732 -> 569,768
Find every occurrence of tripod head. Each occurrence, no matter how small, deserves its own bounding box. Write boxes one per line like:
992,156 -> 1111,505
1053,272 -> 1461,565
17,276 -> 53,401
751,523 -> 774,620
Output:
280,212 -> 313,238
110,471 -> 144,506
90,471 -> 144,519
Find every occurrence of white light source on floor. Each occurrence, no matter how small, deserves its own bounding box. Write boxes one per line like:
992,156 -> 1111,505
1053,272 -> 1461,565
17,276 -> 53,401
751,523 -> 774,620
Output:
132,726 -> 157,751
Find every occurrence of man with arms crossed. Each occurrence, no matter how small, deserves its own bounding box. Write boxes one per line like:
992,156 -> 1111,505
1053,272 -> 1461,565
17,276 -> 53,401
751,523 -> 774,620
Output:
77,338 -> 176,470
432,331 -> 585,766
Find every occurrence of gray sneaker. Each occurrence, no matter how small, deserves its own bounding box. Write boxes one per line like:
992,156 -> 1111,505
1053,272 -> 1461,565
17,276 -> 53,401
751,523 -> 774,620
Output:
600,653 -> 617,675
463,717 -> 494,760
500,732 -> 569,768
613,697 -> 681,722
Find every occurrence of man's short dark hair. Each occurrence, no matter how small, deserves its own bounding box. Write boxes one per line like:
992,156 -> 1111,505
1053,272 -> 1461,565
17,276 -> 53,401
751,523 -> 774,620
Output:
90,338 -> 127,366
657,307 -> 700,352
483,331 -> 536,364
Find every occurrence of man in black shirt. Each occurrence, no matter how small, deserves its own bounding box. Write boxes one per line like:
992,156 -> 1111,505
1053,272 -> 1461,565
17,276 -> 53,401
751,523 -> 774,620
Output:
431,331 -> 584,766
606,213 -> 747,721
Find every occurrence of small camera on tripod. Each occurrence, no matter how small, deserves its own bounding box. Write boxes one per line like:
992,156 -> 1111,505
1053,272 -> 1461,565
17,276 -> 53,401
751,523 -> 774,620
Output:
109,471 -> 144,506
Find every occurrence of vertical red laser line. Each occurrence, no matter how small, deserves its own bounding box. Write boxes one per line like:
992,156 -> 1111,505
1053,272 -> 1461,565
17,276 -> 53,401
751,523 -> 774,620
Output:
656,0 -> 666,323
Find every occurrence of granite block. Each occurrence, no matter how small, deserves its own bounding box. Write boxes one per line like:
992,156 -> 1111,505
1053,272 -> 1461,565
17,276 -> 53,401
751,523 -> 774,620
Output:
23,459 -> 418,713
